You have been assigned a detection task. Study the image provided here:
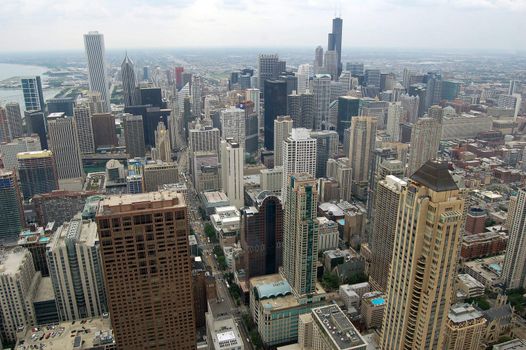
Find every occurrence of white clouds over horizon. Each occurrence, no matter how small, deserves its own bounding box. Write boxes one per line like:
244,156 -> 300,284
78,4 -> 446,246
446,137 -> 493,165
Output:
0,0 -> 524,52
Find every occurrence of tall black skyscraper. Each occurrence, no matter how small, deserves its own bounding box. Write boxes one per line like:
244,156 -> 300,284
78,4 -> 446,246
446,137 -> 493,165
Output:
121,53 -> 139,107
263,80 -> 287,150
25,110 -> 48,149
328,17 -> 343,77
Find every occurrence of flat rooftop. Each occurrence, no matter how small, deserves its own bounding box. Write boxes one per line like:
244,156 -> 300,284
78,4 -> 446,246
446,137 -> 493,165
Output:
448,303 -> 484,324
97,190 -> 185,215
34,277 -> 55,303
16,315 -> 114,350
0,247 -> 30,275
312,304 -> 367,349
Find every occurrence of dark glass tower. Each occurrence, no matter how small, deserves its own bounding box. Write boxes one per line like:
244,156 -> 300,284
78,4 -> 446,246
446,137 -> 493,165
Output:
25,110 -> 48,149
0,171 -> 24,244
328,17 -> 343,77
337,96 -> 360,141
263,80 -> 287,150
240,195 -> 283,278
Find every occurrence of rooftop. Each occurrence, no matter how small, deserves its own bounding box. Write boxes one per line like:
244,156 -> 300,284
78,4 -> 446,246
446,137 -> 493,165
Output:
16,315 -> 114,350
312,304 -> 367,349
97,191 -> 185,216
0,247 -> 30,275
34,277 -> 55,303
448,303 -> 484,324
410,161 -> 458,192
17,150 -> 53,160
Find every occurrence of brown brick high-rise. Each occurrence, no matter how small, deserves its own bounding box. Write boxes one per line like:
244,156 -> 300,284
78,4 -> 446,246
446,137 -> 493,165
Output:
96,191 -> 195,350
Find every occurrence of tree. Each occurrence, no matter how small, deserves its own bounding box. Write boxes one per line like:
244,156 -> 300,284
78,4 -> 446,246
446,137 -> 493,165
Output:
204,223 -> 217,242
217,256 -> 228,270
346,272 -> 368,285
322,272 -> 340,290
465,296 -> 491,311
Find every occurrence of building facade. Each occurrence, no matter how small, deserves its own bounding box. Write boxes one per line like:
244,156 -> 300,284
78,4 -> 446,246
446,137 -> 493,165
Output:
96,191 -> 195,349
380,161 -> 465,350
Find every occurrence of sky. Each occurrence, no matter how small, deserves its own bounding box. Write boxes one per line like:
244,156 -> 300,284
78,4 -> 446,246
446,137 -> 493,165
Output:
0,0 -> 525,52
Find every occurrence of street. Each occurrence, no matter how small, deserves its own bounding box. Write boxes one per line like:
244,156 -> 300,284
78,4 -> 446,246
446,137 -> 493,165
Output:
180,150 -> 254,350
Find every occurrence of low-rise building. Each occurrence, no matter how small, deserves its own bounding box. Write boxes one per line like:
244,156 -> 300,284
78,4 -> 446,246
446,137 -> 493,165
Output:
210,206 -> 240,247
360,291 -> 386,329
249,274 -> 327,347
310,304 -> 367,349
205,299 -> 244,350
493,339 -> 526,350
201,191 -> 231,216
317,217 -> 339,253
15,314 -> 115,350
457,274 -> 485,299
463,255 -> 504,289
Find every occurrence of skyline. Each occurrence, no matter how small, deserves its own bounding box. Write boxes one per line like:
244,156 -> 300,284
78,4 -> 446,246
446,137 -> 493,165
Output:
1,0 -> 525,52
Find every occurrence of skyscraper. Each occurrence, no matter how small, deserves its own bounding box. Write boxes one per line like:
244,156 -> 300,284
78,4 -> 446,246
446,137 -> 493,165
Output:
326,158 -> 353,203
324,50 -> 338,80
407,117 -> 441,176
220,107 -> 246,149
502,188 -> 526,290
369,175 -> 407,292
347,116 -> 377,199
5,102 -> 24,139
96,191 -> 195,349
91,113 -> 118,148
21,76 -> 45,111
282,173 -> 319,296
296,64 -> 312,94
0,248 -> 39,343
123,114 -> 146,158
153,121 -> 171,162
221,139 -> 244,209
281,128 -> 317,202
47,216 -> 107,321
310,130 -> 338,178
245,88 -> 261,119
0,107 -> 11,143
47,115 -> 84,180
17,150 -> 59,198
264,79 -> 287,150
380,161 -> 464,350
121,53 -> 139,107
287,91 -> 315,129
312,74 -> 331,130
386,102 -> 402,142
314,46 -> 324,73
73,104 -> 96,154
327,17 -> 343,77
273,116 -> 293,166
0,171 -> 24,244
84,31 -> 111,112
191,75 -> 203,118
175,66 -> 184,90
241,195 -> 284,278
258,54 -> 285,92
337,96 -> 360,141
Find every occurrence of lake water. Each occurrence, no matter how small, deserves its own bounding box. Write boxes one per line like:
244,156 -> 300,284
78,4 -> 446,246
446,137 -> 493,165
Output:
0,63 -> 61,108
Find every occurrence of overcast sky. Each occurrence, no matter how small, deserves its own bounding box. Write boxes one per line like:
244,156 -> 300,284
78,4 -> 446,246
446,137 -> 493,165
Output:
1,0 -> 525,52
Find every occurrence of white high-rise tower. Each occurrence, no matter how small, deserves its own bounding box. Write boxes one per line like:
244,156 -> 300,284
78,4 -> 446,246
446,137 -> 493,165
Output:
84,31 -> 111,112
281,128 -> 317,202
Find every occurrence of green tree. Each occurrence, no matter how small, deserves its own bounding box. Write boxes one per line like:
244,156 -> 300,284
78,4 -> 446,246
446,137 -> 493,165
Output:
322,272 -> 340,290
346,272 -> 368,285
465,296 -> 491,310
217,256 -> 228,270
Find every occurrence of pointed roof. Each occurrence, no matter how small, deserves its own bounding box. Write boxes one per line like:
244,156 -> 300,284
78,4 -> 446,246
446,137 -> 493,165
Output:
121,51 -> 133,66
410,160 -> 458,192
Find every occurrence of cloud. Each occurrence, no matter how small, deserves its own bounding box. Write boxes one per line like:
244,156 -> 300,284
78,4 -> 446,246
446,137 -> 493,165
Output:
0,0 -> 524,51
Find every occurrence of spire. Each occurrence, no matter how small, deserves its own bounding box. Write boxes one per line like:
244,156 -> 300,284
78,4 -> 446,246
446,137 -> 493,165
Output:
122,51 -> 133,66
